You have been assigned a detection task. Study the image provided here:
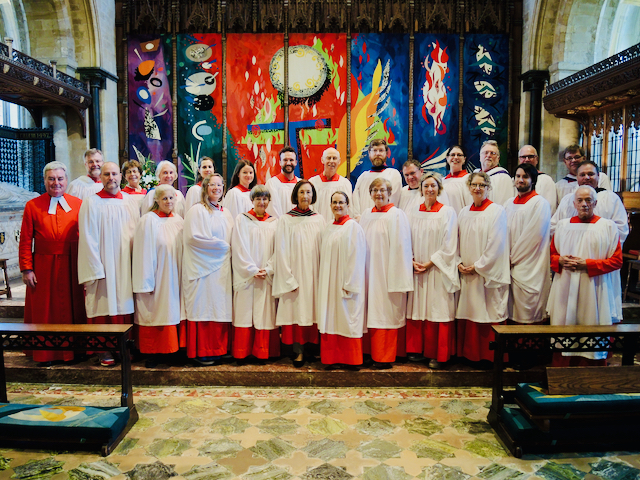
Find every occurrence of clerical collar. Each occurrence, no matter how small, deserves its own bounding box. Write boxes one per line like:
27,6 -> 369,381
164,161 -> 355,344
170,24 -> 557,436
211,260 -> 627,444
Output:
97,189 -> 123,199
333,215 -> 351,225
372,203 -> 394,213
370,164 -> 388,172
48,195 -> 71,214
595,187 -> 605,193
235,185 -> 251,192
320,173 -> 340,182
564,174 -> 577,183
88,175 -> 101,183
155,211 -> 174,218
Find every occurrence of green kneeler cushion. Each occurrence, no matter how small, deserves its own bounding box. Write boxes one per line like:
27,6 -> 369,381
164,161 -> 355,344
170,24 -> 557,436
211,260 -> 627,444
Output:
516,383 -> 640,416
0,403 -> 130,444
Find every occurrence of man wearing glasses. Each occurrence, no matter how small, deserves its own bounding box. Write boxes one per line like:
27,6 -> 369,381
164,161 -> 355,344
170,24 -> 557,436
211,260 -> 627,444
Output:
555,144 -> 612,204
517,145 -> 557,214
475,140 -> 514,205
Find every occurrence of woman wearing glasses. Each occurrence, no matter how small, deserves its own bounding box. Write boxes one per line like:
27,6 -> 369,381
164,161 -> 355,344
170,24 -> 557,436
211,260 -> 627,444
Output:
442,146 -> 472,215
456,172 -> 510,366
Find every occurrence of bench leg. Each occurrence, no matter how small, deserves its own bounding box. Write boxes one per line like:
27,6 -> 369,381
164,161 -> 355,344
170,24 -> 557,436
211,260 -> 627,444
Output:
120,337 -> 133,409
0,348 -> 7,403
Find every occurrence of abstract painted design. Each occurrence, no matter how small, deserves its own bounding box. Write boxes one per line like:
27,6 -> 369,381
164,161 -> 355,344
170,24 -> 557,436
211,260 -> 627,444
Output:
461,34 -> 509,170
177,34 -> 223,191
127,35 -> 173,166
287,34 -> 347,179
227,34 -> 285,185
412,34 -> 459,175
350,34 -> 409,183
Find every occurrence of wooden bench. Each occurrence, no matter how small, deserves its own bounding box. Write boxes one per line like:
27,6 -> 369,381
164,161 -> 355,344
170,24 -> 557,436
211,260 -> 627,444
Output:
0,323 -> 138,455
488,324 -> 640,458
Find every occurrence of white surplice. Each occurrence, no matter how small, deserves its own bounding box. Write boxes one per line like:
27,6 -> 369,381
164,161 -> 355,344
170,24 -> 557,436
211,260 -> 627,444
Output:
231,213 -> 277,330
547,217 -> 620,359
406,204 -> 460,322
182,204 -> 234,322
317,219 -> 367,337
456,201 -> 511,323
132,212 -> 185,326
185,184 -> 202,211
533,173 -> 557,214
398,185 -> 450,214
265,175 -> 300,218
475,167 -> 514,206
272,212 -> 325,327
352,168 -> 403,217
555,172 -> 612,204
504,194 -> 551,323
222,186 -> 253,220
67,175 -> 103,200
443,173 -> 473,215
359,206 -> 414,329
308,174 -> 353,221
141,188 -> 186,218
78,192 -> 140,317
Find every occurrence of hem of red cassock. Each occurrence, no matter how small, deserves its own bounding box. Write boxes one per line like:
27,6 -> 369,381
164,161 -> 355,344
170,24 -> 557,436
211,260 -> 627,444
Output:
320,334 -> 363,365
134,324 -> 179,354
232,327 -> 281,359
281,324 -> 319,346
456,319 -> 503,362
365,326 -> 407,363
184,320 -> 231,358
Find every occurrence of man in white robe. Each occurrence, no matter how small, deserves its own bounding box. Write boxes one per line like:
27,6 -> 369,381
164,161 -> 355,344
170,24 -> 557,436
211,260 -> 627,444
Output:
309,147 -> 353,220
547,185 -> 622,364
551,160 -> 628,320
398,159 -> 449,213
265,146 -> 300,218
352,139 -> 402,217
78,162 -> 140,366
555,144 -> 612,203
517,145 -> 557,214
504,163 -> 551,325
474,140 -> 514,206
67,148 -> 104,200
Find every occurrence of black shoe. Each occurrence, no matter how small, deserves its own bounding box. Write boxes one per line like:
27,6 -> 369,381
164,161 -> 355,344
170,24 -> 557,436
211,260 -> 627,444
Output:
145,357 -> 159,369
395,356 -> 408,364
344,364 -> 360,371
324,364 -> 342,370
292,359 -> 305,368
37,361 -> 54,367
362,354 -> 373,367
236,357 -> 248,366
373,361 -> 392,370
407,353 -> 425,362
304,355 -> 318,364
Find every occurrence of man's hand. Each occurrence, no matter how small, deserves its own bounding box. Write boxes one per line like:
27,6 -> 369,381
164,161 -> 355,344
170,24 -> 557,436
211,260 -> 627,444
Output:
561,255 -> 587,271
254,269 -> 267,279
22,270 -> 37,289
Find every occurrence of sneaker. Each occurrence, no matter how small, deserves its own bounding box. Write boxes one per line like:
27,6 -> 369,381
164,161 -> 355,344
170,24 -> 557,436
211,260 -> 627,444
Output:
99,353 -> 116,367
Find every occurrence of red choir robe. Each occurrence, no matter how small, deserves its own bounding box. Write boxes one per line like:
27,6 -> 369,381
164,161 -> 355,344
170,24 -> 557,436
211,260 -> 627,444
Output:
19,193 -> 86,362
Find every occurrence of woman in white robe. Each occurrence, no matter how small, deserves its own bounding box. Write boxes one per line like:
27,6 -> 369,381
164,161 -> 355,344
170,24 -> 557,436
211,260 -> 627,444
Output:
185,156 -> 215,211
273,180 -> 325,367
456,171 -> 510,363
132,185 -> 184,368
359,177 -> 414,369
182,173 -> 234,365
317,191 -> 366,369
223,159 -> 256,219
442,145 -> 472,215
122,159 -> 147,209
231,185 -> 279,362
406,173 -> 460,369
141,160 -> 186,217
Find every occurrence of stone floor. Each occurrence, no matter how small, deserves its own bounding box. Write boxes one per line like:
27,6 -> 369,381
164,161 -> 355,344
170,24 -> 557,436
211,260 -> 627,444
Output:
1,384 -> 639,480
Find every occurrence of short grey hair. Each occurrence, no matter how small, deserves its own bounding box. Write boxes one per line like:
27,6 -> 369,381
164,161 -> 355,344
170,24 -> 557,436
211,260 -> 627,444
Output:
574,185 -> 597,203
250,184 -> 271,201
43,161 -> 68,179
155,160 -> 177,179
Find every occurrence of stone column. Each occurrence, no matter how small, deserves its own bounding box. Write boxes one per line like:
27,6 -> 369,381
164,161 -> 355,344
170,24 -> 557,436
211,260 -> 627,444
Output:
521,70 -> 549,152
77,67 -> 119,153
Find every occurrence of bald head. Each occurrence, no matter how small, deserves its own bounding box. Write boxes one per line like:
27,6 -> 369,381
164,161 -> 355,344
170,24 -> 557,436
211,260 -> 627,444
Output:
518,145 -> 539,168
321,147 -> 340,178
101,162 -> 122,195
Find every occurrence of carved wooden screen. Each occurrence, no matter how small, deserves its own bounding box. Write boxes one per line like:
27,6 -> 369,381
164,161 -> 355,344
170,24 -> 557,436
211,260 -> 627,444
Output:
0,126 -> 54,194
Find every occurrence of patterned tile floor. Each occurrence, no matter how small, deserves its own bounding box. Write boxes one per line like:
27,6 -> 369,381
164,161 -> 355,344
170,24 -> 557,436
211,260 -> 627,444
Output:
1,384 -> 639,480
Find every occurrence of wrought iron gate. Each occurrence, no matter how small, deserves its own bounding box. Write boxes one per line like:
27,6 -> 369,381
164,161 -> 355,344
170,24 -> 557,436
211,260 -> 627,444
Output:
0,126 -> 54,194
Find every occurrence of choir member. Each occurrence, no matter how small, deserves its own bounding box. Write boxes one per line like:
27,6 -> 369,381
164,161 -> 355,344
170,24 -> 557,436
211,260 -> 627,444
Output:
398,159 -> 449,213
317,191 -> 366,369
78,162 -> 140,366
273,180 -> 325,367
265,146 -> 300,218
359,177 -> 413,369
185,156 -> 215,211
456,171 -> 510,364
122,159 -> 147,209
231,185 -> 279,363
406,173 -> 459,369
19,161 -> 86,366
141,160 -> 186,217
475,140 -> 514,206
442,145 -> 472,215
223,159 -> 257,219
548,186 -> 622,366
556,145 -> 611,204
517,145 -> 557,214
352,139 -> 402,217
182,174 -> 234,365
309,147 -> 353,220
504,164 -> 551,325
67,148 -> 104,199
132,184 -> 184,368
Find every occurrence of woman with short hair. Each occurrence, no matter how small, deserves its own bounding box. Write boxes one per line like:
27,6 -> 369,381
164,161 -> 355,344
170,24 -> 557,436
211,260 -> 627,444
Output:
141,160 -> 186,217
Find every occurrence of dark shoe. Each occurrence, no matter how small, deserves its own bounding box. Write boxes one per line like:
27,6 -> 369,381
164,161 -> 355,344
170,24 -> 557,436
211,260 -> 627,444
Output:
344,364 -> 360,371
145,357 -> 159,369
292,359 -> 305,368
407,353 -> 425,362
428,359 -> 443,369
194,356 -> 215,366
373,361 -> 392,370
324,364 -> 342,371
362,354 -> 373,367
235,357 -> 248,366
304,355 -> 318,364
38,361 -> 54,367
394,356 -> 408,364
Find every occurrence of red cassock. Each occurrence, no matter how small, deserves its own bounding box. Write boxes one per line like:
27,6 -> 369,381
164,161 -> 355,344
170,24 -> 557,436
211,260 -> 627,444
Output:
18,193 -> 87,362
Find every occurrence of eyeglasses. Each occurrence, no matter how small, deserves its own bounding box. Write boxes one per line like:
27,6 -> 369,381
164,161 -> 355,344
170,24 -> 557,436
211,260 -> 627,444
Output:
565,154 -> 583,161
470,183 -> 488,189
371,188 -> 388,194
519,155 -> 537,160
331,201 -> 347,205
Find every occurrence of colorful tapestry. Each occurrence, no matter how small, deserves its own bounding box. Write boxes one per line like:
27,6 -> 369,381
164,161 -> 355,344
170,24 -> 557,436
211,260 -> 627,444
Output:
226,34 -> 285,185
176,34 -> 223,191
412,34 -> 460,175
350,33 -> 410,183
286,34 -> 347,179
127,35 -> 173,166
461,34 -> 509,170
